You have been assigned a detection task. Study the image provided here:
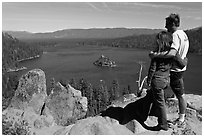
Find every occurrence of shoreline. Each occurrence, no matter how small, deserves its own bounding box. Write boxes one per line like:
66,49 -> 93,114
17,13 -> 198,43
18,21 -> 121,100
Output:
17,55 -> 40,62
7,54 -> 41,73
7,66 -> 27,73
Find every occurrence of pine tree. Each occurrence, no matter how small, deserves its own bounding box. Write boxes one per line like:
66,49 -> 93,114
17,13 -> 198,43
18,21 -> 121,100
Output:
49,78 -> 55,95
69,78 -> 77,89
110,79 -> 120,100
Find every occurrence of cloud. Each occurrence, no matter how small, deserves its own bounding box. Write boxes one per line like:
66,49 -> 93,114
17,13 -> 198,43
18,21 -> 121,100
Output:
86,2 -> 114,12
87,2 -> 102,11
102,2 -> 114,11
133,2 -> 182,10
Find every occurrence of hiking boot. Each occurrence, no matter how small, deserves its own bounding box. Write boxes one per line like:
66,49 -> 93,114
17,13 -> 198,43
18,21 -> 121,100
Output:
173,118 -> 186,128
167,121 -> 174,128
150,124 -> 168,131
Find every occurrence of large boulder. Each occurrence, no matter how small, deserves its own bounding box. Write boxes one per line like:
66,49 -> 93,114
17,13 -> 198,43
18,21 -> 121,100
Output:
185,94 -> 202,114
2,69 -> 53,135
9,69 -> 47,114
111,93 -> 138,108
54,116 -> 133,135
2,108 -> 32,135
3,69 -> 88,135
45,83 -> 87,126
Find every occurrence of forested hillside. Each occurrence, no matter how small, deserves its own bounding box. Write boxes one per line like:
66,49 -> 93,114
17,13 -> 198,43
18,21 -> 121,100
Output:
5,28 -> 162,40
8,27 -> 201,54
185,27 -> 202,53
2,33 -> 43,73
79,27 -> 202,54
2,33 -> 43,109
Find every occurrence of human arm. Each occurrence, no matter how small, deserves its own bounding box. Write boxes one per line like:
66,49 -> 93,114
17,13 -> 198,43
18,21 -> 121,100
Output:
149,49 -> 188,69
149,32 -> 181,59
149,48 -> 177,59
146,59 -> 156,87
173,53 -> 188,69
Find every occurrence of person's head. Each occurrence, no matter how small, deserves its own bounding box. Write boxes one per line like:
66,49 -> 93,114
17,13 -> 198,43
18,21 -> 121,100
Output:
155,31 -> 173,52
165,13 -> 180,32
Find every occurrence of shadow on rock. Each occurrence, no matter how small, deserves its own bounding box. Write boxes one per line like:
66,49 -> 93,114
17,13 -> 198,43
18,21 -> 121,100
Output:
100,90 -> 155,130
101,107 -> 124,124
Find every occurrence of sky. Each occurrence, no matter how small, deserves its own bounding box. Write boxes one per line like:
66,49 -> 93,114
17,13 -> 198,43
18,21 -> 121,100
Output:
2,2 -> 202,33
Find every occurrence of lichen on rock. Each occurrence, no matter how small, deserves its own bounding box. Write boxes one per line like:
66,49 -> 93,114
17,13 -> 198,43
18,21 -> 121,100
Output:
9,69 -> 47,114
54,116 -> 133,135
45,82 -> 87,126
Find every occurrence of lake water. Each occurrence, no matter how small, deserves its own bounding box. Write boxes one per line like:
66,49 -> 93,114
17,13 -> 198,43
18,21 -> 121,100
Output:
19,45 -> 202,96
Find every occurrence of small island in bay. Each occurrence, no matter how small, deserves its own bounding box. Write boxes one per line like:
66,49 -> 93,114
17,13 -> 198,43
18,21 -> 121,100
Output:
93,55 -> 116,67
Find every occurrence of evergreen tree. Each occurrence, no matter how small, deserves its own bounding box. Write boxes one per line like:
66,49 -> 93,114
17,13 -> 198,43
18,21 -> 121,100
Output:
59,79 -> 68,87
86,83 -> 94,117
78,78 -> 89,97
122,87 -> 128,96
69,78 -> 77,89
49,77 -> 55,95
127,85 -> 133,94
110,79 -> 120,100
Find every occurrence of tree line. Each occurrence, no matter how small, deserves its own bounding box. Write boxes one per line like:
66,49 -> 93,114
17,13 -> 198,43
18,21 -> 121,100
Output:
2,33 -> 43,110
77,27 -> 202,54
185,27 -> 202,53
2,33 -> 43,73
50,78 -> 135,117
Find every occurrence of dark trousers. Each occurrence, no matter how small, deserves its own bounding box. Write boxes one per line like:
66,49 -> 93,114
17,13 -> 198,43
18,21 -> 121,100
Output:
151,76 -> 169,128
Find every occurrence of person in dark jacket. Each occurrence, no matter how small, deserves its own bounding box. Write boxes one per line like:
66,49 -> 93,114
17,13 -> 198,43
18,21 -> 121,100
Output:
149,14 -> 189,128
147,31 -> 186,131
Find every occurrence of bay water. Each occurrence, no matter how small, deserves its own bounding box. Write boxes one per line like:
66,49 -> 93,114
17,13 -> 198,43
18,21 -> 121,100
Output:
19,45 -> 202,96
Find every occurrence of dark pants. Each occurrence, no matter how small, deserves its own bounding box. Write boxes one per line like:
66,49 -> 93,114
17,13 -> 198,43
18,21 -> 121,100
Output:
151,76 -> 169,129
170,71 -> 186,114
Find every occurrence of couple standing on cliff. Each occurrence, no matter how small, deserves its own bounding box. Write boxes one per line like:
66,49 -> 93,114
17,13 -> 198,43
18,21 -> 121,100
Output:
146,13 -> 189,131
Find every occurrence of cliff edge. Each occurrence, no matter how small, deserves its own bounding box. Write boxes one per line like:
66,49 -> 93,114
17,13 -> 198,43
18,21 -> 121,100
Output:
2,69 -> 202,135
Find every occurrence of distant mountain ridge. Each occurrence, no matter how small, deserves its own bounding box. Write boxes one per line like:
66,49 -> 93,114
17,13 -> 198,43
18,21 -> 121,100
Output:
76,26 -> 202,53
4,28 -> 163,40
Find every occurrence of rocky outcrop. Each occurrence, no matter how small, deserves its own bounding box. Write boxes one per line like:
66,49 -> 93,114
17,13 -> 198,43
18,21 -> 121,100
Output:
54,116 -> 133,135
45,82 -> 87,126
2,69 -> 202,135
165,95 -> 202,135
3,69 -> 49,135
9,69 -> 47,114
2,108 -> 32,135
2,69 -> 88,135
185,94 -> 202,114
121,93 -> 202,135
100,89 -> 202,135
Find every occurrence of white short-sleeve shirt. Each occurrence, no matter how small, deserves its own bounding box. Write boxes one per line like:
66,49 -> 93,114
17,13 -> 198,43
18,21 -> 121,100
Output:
171,30 -> 189,72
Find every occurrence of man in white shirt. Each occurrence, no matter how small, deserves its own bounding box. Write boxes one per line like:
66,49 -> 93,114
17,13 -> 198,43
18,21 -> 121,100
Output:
149,13 -> 189,127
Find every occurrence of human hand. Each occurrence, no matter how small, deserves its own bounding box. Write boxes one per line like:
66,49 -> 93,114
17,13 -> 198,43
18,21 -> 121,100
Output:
150,51 -> 154,54
183,57 -> 188,66
149,51 -> 155,59
149,51 -> 159,59
146,80 -> 151,87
